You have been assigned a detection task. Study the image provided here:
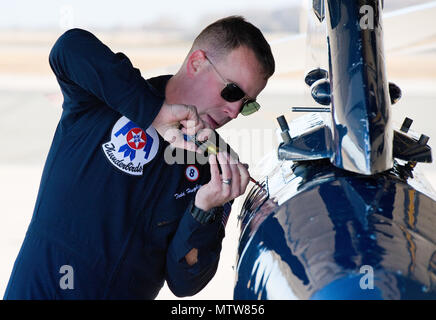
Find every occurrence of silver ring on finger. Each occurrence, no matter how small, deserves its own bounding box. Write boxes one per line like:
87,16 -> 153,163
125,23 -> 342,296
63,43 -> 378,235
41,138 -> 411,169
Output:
222,178 -> 232,185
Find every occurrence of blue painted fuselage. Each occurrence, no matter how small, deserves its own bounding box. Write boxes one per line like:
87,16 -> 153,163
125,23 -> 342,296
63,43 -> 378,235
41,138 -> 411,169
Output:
234,0 -> 436,299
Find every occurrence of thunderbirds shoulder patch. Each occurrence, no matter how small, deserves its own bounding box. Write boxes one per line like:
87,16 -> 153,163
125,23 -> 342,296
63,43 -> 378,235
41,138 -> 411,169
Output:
102,116 -> 159,176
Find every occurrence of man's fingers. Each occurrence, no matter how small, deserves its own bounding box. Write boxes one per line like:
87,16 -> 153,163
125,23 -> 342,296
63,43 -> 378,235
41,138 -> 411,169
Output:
198,154 -> 250,211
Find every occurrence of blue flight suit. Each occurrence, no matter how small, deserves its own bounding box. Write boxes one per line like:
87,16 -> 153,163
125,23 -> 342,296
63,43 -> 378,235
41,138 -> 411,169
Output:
4,28 -> 227,299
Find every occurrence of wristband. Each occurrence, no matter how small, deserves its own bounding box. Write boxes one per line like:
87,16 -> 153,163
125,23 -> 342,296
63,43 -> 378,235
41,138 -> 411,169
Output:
189,201 -> 217,225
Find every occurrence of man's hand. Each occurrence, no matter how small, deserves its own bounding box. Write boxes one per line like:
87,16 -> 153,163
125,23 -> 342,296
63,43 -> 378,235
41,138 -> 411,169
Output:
152,102 -> 206,152
186,153 -> 249,267
194,152 -> 250,211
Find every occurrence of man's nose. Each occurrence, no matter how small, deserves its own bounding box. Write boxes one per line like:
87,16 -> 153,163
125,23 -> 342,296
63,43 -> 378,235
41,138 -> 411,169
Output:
224,102 -> 242,119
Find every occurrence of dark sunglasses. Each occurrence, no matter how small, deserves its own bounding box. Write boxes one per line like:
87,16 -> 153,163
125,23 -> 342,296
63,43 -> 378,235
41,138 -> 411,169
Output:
205,55 -> 261,116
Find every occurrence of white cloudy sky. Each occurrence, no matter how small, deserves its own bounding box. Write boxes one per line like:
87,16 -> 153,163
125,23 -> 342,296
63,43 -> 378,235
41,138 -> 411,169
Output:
0,0 -> 302,29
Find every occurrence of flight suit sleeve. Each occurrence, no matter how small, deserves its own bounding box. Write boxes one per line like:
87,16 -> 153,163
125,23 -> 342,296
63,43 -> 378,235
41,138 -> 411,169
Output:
165,201 -> 229,297
48,28 -> 164,130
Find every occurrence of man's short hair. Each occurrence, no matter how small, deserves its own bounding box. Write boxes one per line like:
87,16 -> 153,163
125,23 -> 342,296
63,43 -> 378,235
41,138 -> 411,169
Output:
192,16 -> 275,80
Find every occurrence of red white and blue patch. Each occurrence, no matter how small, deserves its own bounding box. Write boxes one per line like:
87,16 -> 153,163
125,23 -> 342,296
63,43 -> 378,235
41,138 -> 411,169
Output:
185,165 -> 200,182
102,116 -> 159,176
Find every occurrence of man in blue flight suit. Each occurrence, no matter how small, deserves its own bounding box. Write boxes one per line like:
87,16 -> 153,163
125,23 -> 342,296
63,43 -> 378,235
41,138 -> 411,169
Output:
4,16 -> 275,299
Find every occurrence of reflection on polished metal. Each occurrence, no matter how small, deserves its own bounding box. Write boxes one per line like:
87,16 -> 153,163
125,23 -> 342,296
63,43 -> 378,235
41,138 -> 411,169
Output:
278,0 -> 431,172
284,0 -> 394,175
235,0 -> 435,300
393,130 -> 432,164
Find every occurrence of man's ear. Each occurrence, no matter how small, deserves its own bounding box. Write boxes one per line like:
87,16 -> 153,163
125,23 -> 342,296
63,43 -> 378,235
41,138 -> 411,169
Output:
186,49 -> 207,77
